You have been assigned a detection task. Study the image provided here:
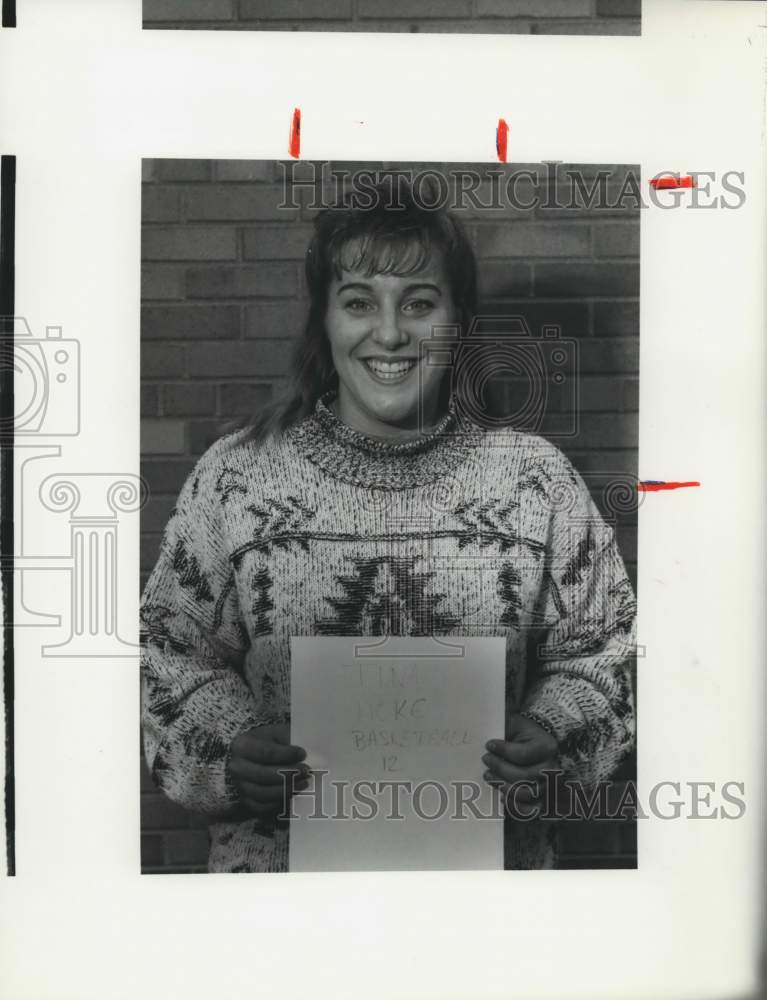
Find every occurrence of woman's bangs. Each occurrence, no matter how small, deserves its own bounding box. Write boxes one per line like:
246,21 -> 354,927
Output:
332,226 -> 434,279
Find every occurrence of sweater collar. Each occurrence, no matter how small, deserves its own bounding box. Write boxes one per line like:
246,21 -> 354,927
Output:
285,391 -> 484,490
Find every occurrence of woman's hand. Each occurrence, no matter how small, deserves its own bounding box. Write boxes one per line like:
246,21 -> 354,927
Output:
228,723 -> 309,822
482,714 -> 559,808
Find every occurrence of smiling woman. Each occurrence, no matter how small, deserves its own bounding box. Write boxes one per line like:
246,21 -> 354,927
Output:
140,178 -> 637,874
242,183 -> 478,443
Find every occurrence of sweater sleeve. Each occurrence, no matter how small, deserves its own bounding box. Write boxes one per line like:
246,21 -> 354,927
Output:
520,449 -> 636,787
140,444 -> 263,817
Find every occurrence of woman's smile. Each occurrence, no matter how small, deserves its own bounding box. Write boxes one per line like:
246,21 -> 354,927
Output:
360,355 -> 419,384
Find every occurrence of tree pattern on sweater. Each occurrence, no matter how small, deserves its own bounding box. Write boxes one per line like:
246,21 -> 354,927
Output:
172,538 -> 214,604
452,498 -> 544,556
314,555 -> 461,636
497,563 -> 523,628
245,496 -> 317,553
250,565 -> 274,638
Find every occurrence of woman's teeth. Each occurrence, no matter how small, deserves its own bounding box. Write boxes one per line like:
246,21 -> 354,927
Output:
364,359 -> 417,381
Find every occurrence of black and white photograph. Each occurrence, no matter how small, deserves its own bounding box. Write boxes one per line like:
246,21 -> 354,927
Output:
140,158 -> 640,874
2,3 -> 766,997
142,0 -> 642,35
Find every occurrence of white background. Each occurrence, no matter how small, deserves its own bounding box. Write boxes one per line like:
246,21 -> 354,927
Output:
1,1 -> 766,998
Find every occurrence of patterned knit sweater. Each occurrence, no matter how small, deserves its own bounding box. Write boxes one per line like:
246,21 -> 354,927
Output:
140,394 -> 636,872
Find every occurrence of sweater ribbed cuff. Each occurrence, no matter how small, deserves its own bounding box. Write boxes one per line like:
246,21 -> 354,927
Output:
517,710 -> 560,745
519,689 -> 585,748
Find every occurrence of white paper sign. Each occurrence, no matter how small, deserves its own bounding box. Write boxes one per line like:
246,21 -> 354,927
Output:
289,636 -> 506,871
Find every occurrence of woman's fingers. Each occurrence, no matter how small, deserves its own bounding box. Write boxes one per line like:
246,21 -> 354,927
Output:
229,757 -> 308,786
229,724 -> 312,820
482,751 -> 530,785
484,771 -> 557,811
231,728 -> 307,766
239,775 -> 309,804
486,736 -> 555,768
482,750 -> 558,786
482,732 -> 559,810
259,723 -> 292,745
241,774 -> 311,819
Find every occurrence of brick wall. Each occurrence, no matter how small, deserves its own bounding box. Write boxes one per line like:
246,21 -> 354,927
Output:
143,0 -> 641,35
140,158 -> 639,873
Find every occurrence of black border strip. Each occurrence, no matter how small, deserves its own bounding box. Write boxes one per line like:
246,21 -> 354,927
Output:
2,0 -> 16,28
1,155 -> 16,876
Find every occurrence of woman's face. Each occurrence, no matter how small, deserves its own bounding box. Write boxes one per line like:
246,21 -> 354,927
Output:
324,247 -> 458,440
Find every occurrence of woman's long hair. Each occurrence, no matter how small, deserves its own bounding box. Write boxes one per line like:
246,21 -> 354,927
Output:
244,178 -> 478,442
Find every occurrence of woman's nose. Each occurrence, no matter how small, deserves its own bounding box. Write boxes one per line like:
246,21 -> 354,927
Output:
371,308 -> 407,349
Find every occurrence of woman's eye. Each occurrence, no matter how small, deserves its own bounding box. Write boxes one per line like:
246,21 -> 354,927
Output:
344,298 -> 374,313
403,299 -> 435,315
